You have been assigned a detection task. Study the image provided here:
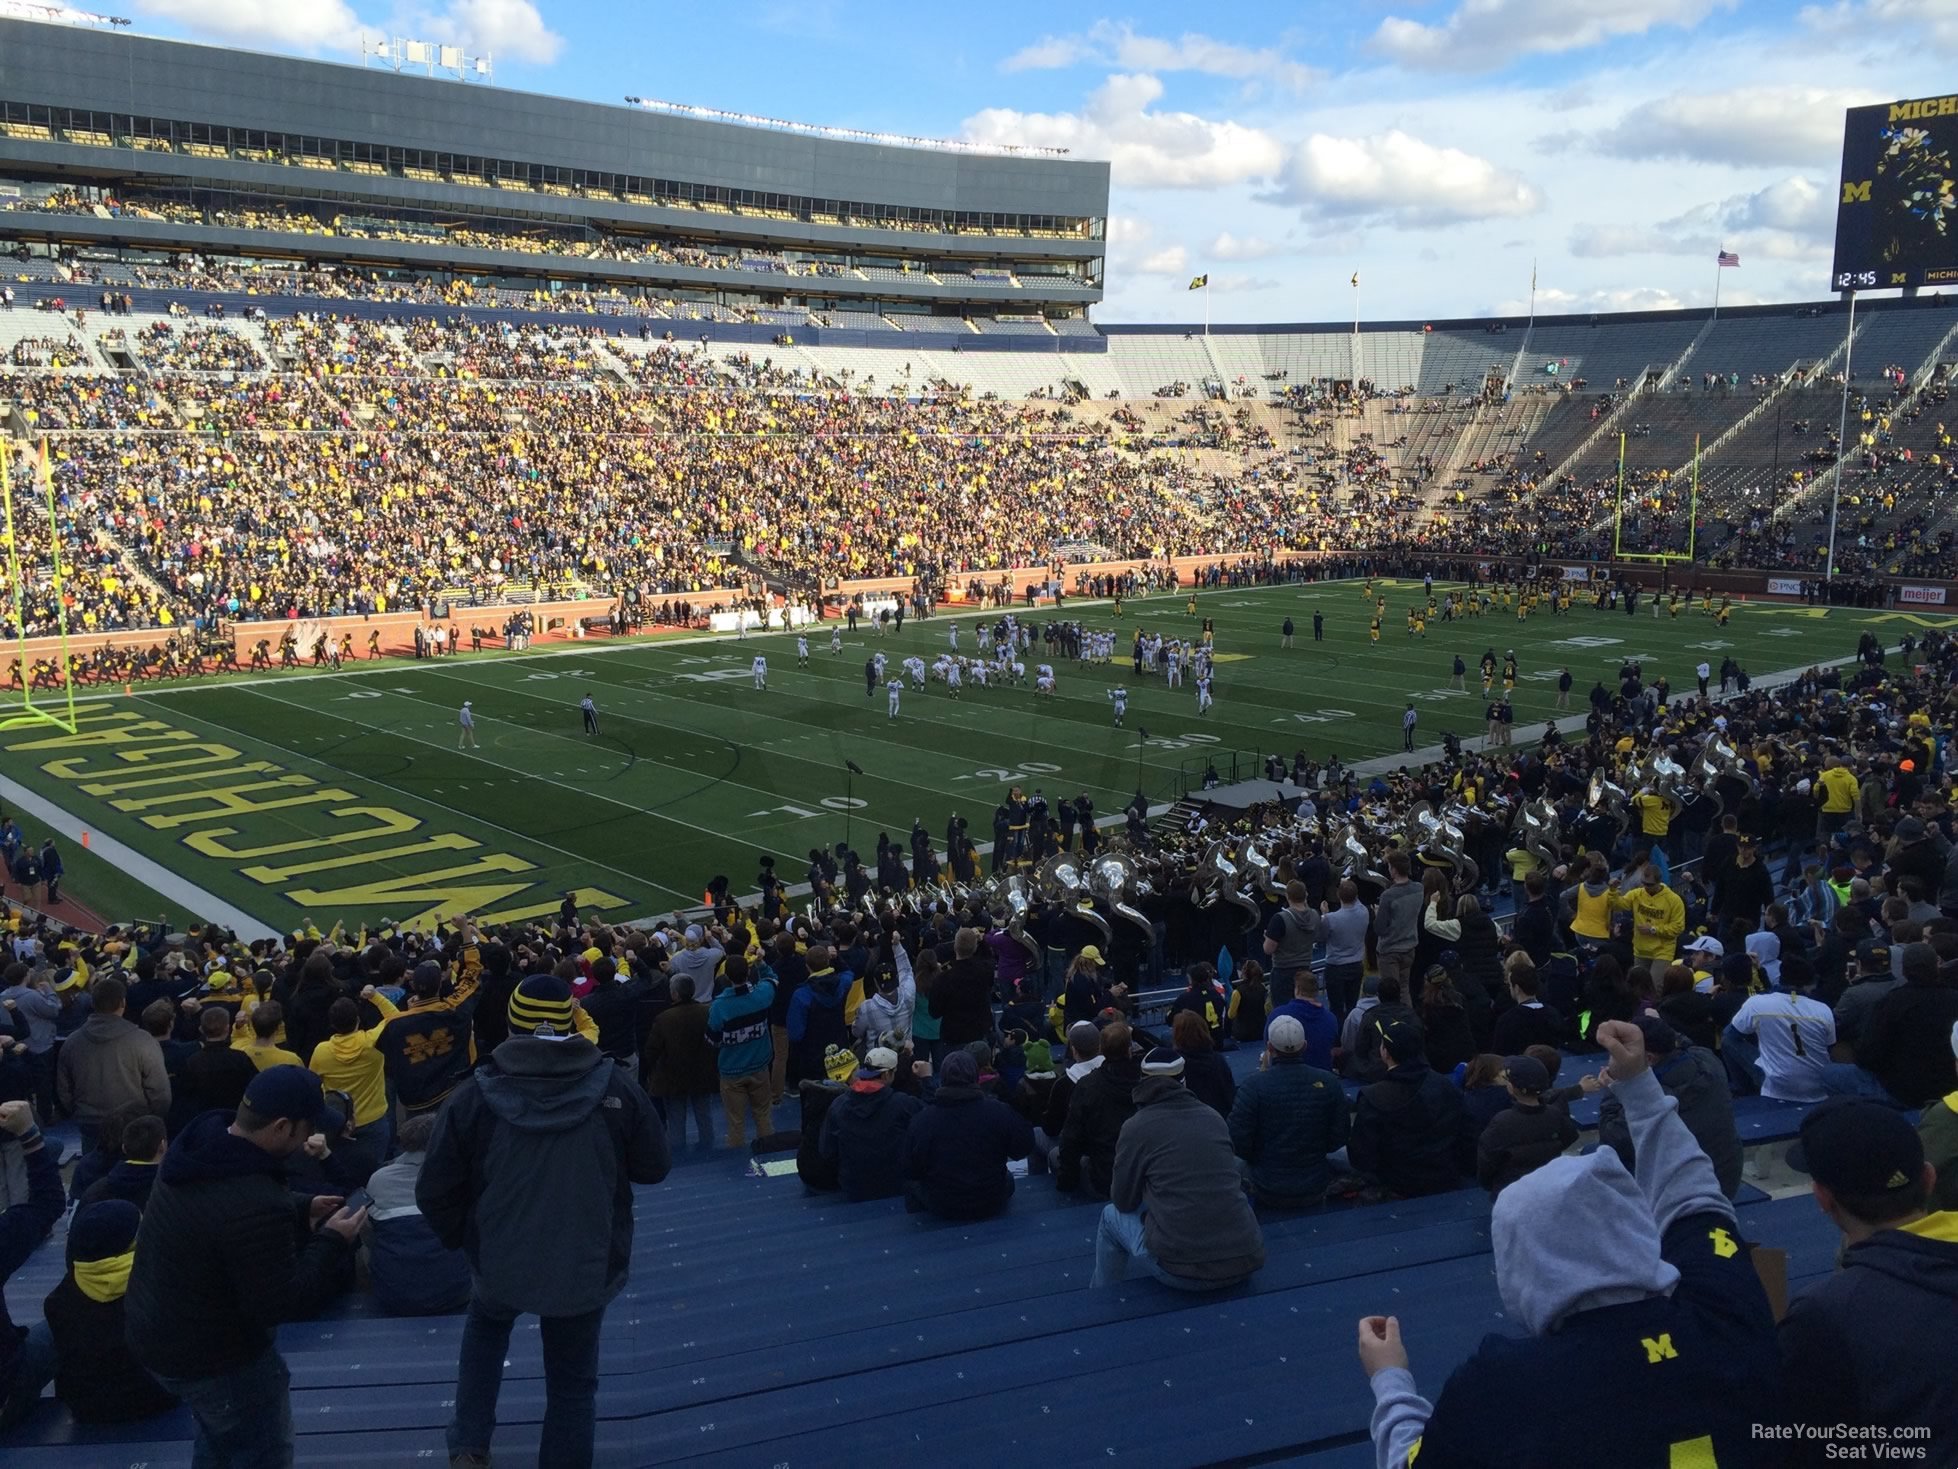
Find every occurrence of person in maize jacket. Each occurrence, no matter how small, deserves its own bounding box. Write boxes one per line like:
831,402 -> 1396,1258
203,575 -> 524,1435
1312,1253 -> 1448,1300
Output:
1360,1019 -> 1782,1469
418,974 -> 669,1469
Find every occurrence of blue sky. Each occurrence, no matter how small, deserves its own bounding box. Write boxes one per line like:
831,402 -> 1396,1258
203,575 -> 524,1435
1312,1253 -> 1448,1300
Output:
92,0 -> 1958,322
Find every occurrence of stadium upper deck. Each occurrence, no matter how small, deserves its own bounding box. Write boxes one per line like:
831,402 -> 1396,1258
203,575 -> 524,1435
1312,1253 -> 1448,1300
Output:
0,17 -> 1109,331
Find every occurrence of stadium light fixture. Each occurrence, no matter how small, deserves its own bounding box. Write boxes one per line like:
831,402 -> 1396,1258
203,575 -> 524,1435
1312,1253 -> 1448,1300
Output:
622,96 -> 1069,158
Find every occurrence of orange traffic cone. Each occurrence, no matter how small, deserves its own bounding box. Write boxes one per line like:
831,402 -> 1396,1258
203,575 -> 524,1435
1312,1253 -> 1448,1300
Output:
81,830 -> 90,850
124,683 -> 133,697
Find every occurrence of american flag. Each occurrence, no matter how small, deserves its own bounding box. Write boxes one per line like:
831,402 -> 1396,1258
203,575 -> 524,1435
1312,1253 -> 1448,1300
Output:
1717,251 -> 1740,267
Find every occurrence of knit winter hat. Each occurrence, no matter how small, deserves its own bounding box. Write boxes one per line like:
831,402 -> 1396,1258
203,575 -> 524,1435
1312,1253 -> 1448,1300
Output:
940,1050 -> 979,1087
507,974 -> 576,1039
1140,1047 -> 1185,1077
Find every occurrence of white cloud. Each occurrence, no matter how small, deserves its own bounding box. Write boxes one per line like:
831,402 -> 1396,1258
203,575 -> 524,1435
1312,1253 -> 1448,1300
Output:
1801,0 -> 1958,55
1266,129 -> 1542,227
962,74 -> 1285,188
429,0 -> 564,63
1590,86 -> 1873,166
1135,245 -> 1191,275
130,0 -> 361,50
1493,283 -> 1689,314
1105,214 -> 1156,246
1002,21 -> 1316,91
1209,273 -> 1282,292
1569,176 -> 1833,260
1372,0 -> 1733,73
129,0 -> 563,59
1209,232 -> 1285,260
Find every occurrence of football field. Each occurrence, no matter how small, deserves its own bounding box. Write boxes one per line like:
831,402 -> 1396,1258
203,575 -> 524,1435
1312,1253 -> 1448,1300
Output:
2,579 -> 1946,936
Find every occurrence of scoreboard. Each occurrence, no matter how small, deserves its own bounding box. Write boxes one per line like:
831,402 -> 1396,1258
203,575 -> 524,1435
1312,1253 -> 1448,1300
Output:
1832,94 -> 1958,292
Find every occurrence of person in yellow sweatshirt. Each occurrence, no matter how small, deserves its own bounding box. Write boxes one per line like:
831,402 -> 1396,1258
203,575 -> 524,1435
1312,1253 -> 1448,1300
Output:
308,986 -> 399,1157
1609,864 -> 1686,964
237,1000 -> 304,1071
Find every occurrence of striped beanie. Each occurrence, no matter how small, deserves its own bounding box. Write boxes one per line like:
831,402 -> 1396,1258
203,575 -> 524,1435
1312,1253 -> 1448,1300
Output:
508,974 -> 576,1039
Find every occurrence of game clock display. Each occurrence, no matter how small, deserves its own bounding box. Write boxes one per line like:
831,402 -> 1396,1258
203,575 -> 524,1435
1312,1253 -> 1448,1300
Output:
1832,95 -> 1958,291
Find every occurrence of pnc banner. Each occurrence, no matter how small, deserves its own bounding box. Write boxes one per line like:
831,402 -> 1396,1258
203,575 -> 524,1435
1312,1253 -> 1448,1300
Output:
1766,577 -> 1804,597
1896,584 -> 1949,606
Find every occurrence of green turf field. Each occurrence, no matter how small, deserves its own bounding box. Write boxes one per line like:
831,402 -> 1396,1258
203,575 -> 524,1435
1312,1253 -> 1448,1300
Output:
2,579 -> 1950,935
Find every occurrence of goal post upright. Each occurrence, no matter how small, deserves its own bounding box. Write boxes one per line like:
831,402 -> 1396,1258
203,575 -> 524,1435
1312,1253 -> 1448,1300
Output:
0,437 -> 80,735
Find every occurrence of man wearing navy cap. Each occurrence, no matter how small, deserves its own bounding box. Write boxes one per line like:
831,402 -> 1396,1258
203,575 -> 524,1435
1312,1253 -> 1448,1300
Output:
127,1066 -> 365,1467
1780,1097 -> 1958,1461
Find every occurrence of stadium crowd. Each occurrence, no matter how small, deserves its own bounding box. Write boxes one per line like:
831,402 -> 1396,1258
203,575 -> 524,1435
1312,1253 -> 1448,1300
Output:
0,617 -> 1950,1463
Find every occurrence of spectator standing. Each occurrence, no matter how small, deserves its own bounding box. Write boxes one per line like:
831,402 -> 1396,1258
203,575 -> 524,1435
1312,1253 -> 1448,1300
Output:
667,923 -> 724,1010
376,956 -> 481,1116
901,1049 -> 1031,1219
0,968 -> 57,1119
172,1005 -> 259,1131
306,989 -> 401,1169
1265,970 -> 1341,1072
1838,942 -> 1958,1106
1171,1011 -> 1235,1117
1360,1021 -> 1780,1467
1092,1048 -> 1265,1289
1373,853 -> 1422,991
644,974 -> 716,1153
125,1068 -> 365,1466
1229,1014 -> 1349,1208
1348,1017 -> 1468,1197
817,1046 -> 921,1201
1779,1098 -> 1958,1461
706,956 -> 777,1150
1262,881 -> 1321,1003
1320,880 -> 1370,1018
54,977 -> 170,1150
419,975 -> 668,1469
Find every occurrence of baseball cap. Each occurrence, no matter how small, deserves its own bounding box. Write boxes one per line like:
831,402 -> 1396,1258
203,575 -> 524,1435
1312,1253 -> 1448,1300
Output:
1682,935 -> 1724,960
1854,938 -> 1891,968
1066,1020 -> 1100,1055
243,1065 -> 331,1128
1376,1016 -> 1425,1063
1502,1055 -> 1549,1092
1140,1046 -> 1185,1077
1788,1098 -> 1925,1199
1075,945 -> 1104,966
863,1045 -> 900,1074
1266,1015 -> 1307,1054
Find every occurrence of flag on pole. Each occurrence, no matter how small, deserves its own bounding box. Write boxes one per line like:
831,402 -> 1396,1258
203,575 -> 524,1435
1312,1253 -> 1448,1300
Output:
1350,271 -> 1359,287
1717,250 -> 1740,267
1187,274 -> 1208,290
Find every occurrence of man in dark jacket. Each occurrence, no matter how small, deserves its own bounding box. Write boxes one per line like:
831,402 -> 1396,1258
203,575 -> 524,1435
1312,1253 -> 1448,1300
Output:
1093,1047 -> 1265,1288
1340,975 -> 1416,1082
819,1046 -> 922,1200
171,1005 -> 259,1132
1779,1097 -> 1958,1463
1475,1054 -> 1579,1195
377,956 -> 483,1115
935,929 -> 999,1047
419,974 -> 669,1469
1838,942 -> 1958,1107
1057,1021 -> 1143,1197
125,1067 -> 365,1466
1597,1016 -> 1743,1198
77,1112 -> 166,1214
900,1049 -> 1031,1219
1347,1018 -> 1469,1197
1229,1014 -> 1350,1207
1361,1021 -> 1782,1468
643,975 -> 717,1151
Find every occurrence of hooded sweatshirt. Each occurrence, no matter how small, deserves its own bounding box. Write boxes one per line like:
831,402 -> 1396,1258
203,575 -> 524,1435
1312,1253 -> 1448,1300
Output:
1366,1068 -> 1781,1469
786,968 -> 850,1081
416,1034 -> 668,1318
818,1079 -> 923,1200
126,1110 -> 354,1379
1778,1209 -> 1958,1461
306,991 -> 401,1128
54,1011 -> 171,1125
1111,1075 -> 1265,1284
